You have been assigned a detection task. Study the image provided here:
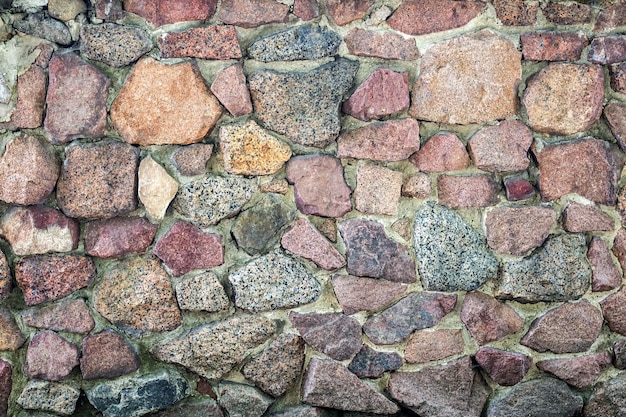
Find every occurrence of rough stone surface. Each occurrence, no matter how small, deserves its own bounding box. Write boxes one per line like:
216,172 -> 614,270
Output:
218,0 -> 289,28
588,36 -> 626,65
411,132 -> 469,172
461,291 -> 524,346
521,31 -> 588,61
1,205 -> 79,256
242,334 -> 305,397
414,202 -> 498,291
339,218 -> 416,283
331,275 -> 406,315
614,340 -> 626,369
498,234 -> 591,303
174,174 -> 257,227
281,218 -> 345,270
25,331 -> 79,381
175,272 -> 229,312
363,292 -> 456,345
159,26 -> 241,60
402,173 -> 431,198
600,288 -> 626,336
595,3 -> 626,32
13,12 -> 72,45
80,24 -> 152,67
248,24 -> 340,62
290,312 -> 361,360
585,372 -> 626,417
151,399 -> 224,417
80,331 -> 140,380
543,2 -> 591,25
468,120 -> 533,172
96,0 -> 124,20
16,380 -> 80,416
0,360 -> 9,417
111,57 -> 222,146
411,30 -> 521,125
326,0 -> 372,25
354,165 -> 402,215
22,299 -> 94,334
210,64 -> 252,117
605,101 -> 626,151
610,63 -> 626,95
588,237 -> 621,292
229,252 -> 320,312
438,175 -> 498,209
260,179 -> 289,194
250,59 -> 358,147
93,257 -> 182,334
0,251 -> 8,300
388,0 -> 484,35
521,300 -> 603,353
337,118 -> 420,161
563,202 -> 614,233
293,0 -> 318,21
16,255 -> 95,306
505,177 -> 535,201
523,64 -> 604,136
345,28 -> 419,60
475,347 -> 531,386
348,344 -> 402,378
388,356 -> 490,417
152,315 -> 275,379
4,64 -> 46,129
172,144 -> 213,176
613,228 -> 626,274
485,206 -> 556,255
138,156 -> 178,221
343,68 -> 409,121
494,0 -> 538,25
218,382 -> 273,417
84,216 -> 157,259
286,155 -> 352,217
537,352 -> 612,389
302,358 -> 399,414
57,140 -> 138,219
123,0 -> 217,26
404,329 -> 464,364
0,307 -> 25,351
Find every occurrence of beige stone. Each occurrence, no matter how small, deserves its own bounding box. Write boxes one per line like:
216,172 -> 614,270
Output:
48,0 -> 86,21
354,165 -> 402,216
138,157 -> 178,221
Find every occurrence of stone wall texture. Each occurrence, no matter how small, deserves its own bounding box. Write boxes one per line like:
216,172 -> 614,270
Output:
2,0 -> 626,416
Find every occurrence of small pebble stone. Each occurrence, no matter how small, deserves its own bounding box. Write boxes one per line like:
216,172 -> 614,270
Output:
293,0 -> 318,20
504,177 -> 535,201
84,216 -> 157,259
260,179 -> 289,194
0,307 -> 25,351
25,331 -> 79,381
405,329 -> 464,364
138,156 -> 178,221
588,237 -> 621,292
22,299 -> 94,334
80,23 -> 152,67
0,250 -> 8,300
175,272 -> 229,312
80,330 -> 140,380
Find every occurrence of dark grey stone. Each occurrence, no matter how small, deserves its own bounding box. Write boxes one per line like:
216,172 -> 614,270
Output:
248,24 -> 341,62
13,12 -> 72,45
218,382 -> 273,417
585,371 -> 626,416
348,345 -> 403,378
614,339 -> 626,369
80,24 -> 153,67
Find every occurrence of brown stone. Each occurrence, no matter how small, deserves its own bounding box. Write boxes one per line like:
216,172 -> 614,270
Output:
402,173 -> 431,198
0,250 -> 9,299
461,291 -> 524,345
475,347 -> 532,386
468,120 -> 533,172
563,202 -> 614,233
521,31 -> 588,61
84,216 -> 157,259
290,312 -> 361,361
337,118 -> 420,161
171,144 -> 213,177
542,2 -> 591,25
25,331 -> 79,381
410,132 -> 469,172
0,307 -> 25,351
218,0 -> 289,28
601,287 -> 626,336
331,275 -> 406,315
326,0 -> 372,25
4,64 -> 46,129
15,255 -> 95,306
96,0 -> 124,20
437,175 -> 498,209
124,0 -> 218,26
494,0 -> 538,25
610,63 -> 626,95
604,101 -> 626,151
293,0 -> 319,20
0,359 -> 10,417
523,63 -> 604,136
537,352 -> 612,388
210,64 -> 253,117
281,219 -> 345,271
387,0 -> 484,35
22,299 -> 94,334
594,3 -> 626,33
345,28 -> 419,60
411,30 -> 521,125
485,206 -> 556,255
588,237 -> 621,292
111,57 -> 222,146
260,179 -> 289,194
354,165 -> 402,215
159,26 -> 241,60
405,329 -> 464,364
80,331 -> 140,380
504,177 -> 535,201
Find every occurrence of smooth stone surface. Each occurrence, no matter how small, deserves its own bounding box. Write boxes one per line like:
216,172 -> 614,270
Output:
218,382 -> 273,417
171,144 -> 213,176
123,0 -> 217,26
475,347 -> 532,386
521,31 -> 588,61
354,164 -> 402,215
0,307 -> 25,351
281,218 -> 345,270
84,216 -> 157,259
80,330 -> 140,380
138,157 -> 178,221
80,23 -> 152,67
485,206 -> 556,255
437,175 -> 499,209
337,118 -> 420,161
210,64 -> 252,117
600,287 -> 626,336
588,237 -> 621,292
248,24 -> 340,62
175,272 -> 229,312
290,312 -> 362,361
159,26 -> 241,60
13,12 -> 72,45
331,275 -> 406,315
348,344 -> 402,378
461,291 -> 524,345
388,0 -> 485,35
17,380 -> 80,416
343,68 -> 409,121
345,28 -> 419,60
405,329 -> 464,364
537,352 -> 612,388
25,331 -> 79,381
410,132 -> 469,172
468,120 -> 533,172
218,0 -> 289,28
22,299 -> 94,334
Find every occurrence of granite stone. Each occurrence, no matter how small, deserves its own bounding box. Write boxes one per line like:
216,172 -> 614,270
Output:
595,2 -> 626,32
410,132 -> 469,172
543,2 -> 591,25
600,288 -> 626,336
504,177 -> 535,201
13,12 -> 72,45
613,340 -> 626,369
218,0 -> 289,28
402,173 -> 431,198
588,36 -> 626,65
159,26 -> 241,60
0,307 -> 25,351
537,352 -> 612,388
171,144 -> 213,176
281,218 -> 345,270
485,206 -> 556,255
475,347 -> 531,386
521,31 -> 588,61
17,380 -> 79,416
588,237 -> 621,292
80,24 -> 152,67
348,344 -> 402,378
25,331 -> 79,381
80,330 -> 140,379
437,175 -> 499,209
613,228 -> 626,274
610,63 -> 626,95
22,299 -> 94,334
326,0 -> 372,25
218,382 -> 273,417
331,275 -> 406,315
345,29 -> 419,60
494,0 -> 538,25
387,0 -> 485,35
354,165 -> 402,215
405,329 -> 464,364
461,291 -> 524,345
604,101 -> 626,150
337,118 -> 420,161
210,64 -> 252,117
123,0 -> 217,26
563,202 -> 614,232
84,216 -> 157,259
248,24 -> 340,62
468,120 -> 533,172
4,64 -> 46,129
138,157 -> 178,220
0,360 -> 9,417
584,371 -> 626,416
343,68 -> 409,121
175,272 -> 229,312
290,312 -> 361,360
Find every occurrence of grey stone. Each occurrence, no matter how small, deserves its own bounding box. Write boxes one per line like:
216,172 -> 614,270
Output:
414,202 -> 498,291
86,369 -> 189,417
175,272 -> 229,312
80,24 -> 152,67
13,12 -> 72,45
17,380 -> 80,416
585,371 -> 626,416
248,23 -> 341,62
218,382 -> 273,417
249,58 -> 358,147
268,406 -> 331,417
614,339 -> 626,369
228,252 -> 320,312
348,345 -> 403,378
151,398 -> 223,417
174,174 -> 257,227
0,75 -> 10,104
497,234 -> 591,303
290,312 -> 362,360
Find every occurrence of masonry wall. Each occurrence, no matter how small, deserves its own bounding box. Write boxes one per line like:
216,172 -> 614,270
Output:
2,0 -> 626,416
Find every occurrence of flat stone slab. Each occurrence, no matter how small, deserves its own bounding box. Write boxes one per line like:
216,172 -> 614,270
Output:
563,201 -> 614,232
218,0 -> 289,28
521,31 -> 588,61
600,287 -> 626,336
80,23 -> 152,67
248,23 -> 340,62
348,345 -> 402,378
437,175 -> 498,209
281,218 -> 345,270
218,382 -> 273,417
461,291 -> 524,345
138,156 -> 178,221
22,299 -> 94,334
388,0 -> 485,35
290,312 -> 361,360
159,25 -> 241,60
331,275 -> 406,315
337,118 -> 420,161
345,28 -> 419,60
588,237 -> 621,292
485,206 -> 556,256
210,64 -> 252,117
468,120 -> 533,172
405,329 -> 464,364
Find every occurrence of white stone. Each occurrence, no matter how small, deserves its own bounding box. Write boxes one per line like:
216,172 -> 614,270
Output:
138,156 -> 178,221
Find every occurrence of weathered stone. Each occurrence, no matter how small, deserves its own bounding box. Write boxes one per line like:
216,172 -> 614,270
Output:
25,331 -> 79,381
0,250 -> 8,300
535,138 -> 618,205
588,35 -> 626,65
387,0 -> 484,35
461,291 -> 524,345
57,140 -> 138,219
563,202 -> 614,233
601,287 -> 626,336
389,356 -> 490,417
363,292 -> 456,345
286,155 -> 352,217
337,118 -> 419,162
438,175 -> 499,209
210,64 -> 252,117
152,398 -> 223,417
348,344 -> 402,378
159,26 -> 241,60
152,315 -> 275,379
402,173 -> 431,198
22,299 -> 94,334
537,352 -> 612,389
521,31 -> 588,61
123,0 -> 217,26
410,132 -> 469,172
17,380 -> 80,416
354,165 -> 402,215
523,64 -> 604,136
248,24 -> 340,62
260,179 -> 289,194
242,334 -> 305,397
218,382 -> 273,417
172,144 -> 213,176
0,135 -> 58,205
0,75 -> 8,105
475,347 -> 531,386
111,57 -> 222,146
485,206 -> 556,256
468,120 -> 533,172
486,378 -> 583,417
494,0 -> 538,25
405,329 -> 464,364
16,255 -> 95,306
281,219 -> 345,270
331,275 -> 406,315
80,331 -> 140,380
174,174 -> 257,227
613,228 -> 626,274
314,218 -> 337,242
326,0 -> 372,25
345,28 -> 419,60
522,300 -> 603,353
229,252 -> 320,312
250,59 -> 358,147
293,0 -> 318,20
588,237 -> 621,292
290,312 -> 361,360
80,24 -> 152,67
1,206 -> 79,256
605,101 -> 626,151
4,64 -> 46,129
504,176 -> 535,201
498,234 -> 591,303
268,406 -> 329,417
302,358 -> 399,414
0,360 -> 10,417
543,2 -> 591,25
610,63 -> 626,95
411,30 -> 521,125
585,371 -> 626,416
87,370 -> 189,417
175,272 -> 229,312
13,12 -> 72,45
218,0 -> 289,28
96,0 -> 124,20
414,202 -> 498,291
138,157 -> 178,221
343,68 -> 409,121
84,216 -> 157,259
595,2 -> 626,32
614,340 -> 626,369
94,257 -> 182,334
0,307 -> 25,351
339,218 -> 416,283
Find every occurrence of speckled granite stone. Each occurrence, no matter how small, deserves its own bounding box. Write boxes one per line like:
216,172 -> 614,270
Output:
175,272 -> 229,312
80,24 -> 152,67
25,331 -> 79,381
537,352 -> 611,388
585,371 -> 626,416
80,331 -> 140,380
84,216 -> 157,259
13,12 -> 72,45
290,312 -> 361,360
248,24 -> 340,62
475,347 -> 531,386
17,380 -> 80,416
331,275 -> 406,315
22,299 -> 94,334
348,345 -> 402,378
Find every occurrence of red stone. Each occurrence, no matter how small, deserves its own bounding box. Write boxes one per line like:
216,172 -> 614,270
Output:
405,329 -> 464,364
331,275 -> 406,315
96,0 -> 124,20
468,120 -> 533,172
485,206 -> 556,256
542,2 -> 591,25
337,118 -> 420,161
326,0 -> 372,26
281,219 -> 345,271
588,237 -> 621,292
85,216 -> 157,259
159,26 -> 241,60
3,64 -> 46,129
22,299 -> 94,334
610,63 -> 626,95
594,3 -> 626,33
475,347 -> 531,386
293,0 -> 319,21
345,29 -> 419,61
494,0 -> 538,25
218,0 -> 289,28
437,175 -> 498,209
604,101 -> 626,150
521,31 -> 588,61
588,36 -> 626,65
0,359 -> 10,417
461,291 -> 524,345
504,177 -> 535,201
410,132 -> 469,172
81,331 -> 140,379
342,68 -> 409,121
25,331 -> 79,381
124,0 -> 218,26
600,288 -> 626,336
210,64 -> 252,117
537,352 -> 612,388
562,202 -> 614,233
153,221 -> 224,277
387,0 -> 485,35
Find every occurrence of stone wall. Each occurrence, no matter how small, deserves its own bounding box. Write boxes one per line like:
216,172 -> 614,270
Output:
1,0 -> 626,416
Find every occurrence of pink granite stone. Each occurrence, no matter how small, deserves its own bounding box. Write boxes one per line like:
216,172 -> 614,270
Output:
290,312 -> 361,361
588,35 -> 626,65
159,26 -> 242,60
25,331 -> 79,381
475,347 -> 532,386
85,216 -> 158,259
563,202 -> 614,233
124,0 -> 217,26
80,331 -> 140,379
354,165 -> 402,216
4,64 -> 46,129
521,31 -> 588,61
402,173 -> 431,198
405,329 -> 464,364
281,219 -> 345,270
0,359 -> 10,417
210,64 -> 252,117
461,291 -> 524,345
437,175 -> 498,209
611,65 -> 626,96
543,2 -> 591,25
588,237 -> 621,292
331,275 -> 406,315
345,28 -> 419,60
326,0 -> 372,25
468,120 -> 533,172
342,68 -> 409,121
504,177 -> 535,201
595,3 -> 626,33
494,0 -> 538,25
537,352 -> 612,388
485,206 -> 556,255
293,0 -> 319,20
600,287 -> 626,336
22,299 -> 94,334
337,118 -> 419,162
410,132 -> 469,172
612,228 -> 626,275
218,0 -> 289,28
171,144 -> 213,177
387,0 -> 485,35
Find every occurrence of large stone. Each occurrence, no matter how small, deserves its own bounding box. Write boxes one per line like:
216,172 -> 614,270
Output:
537,352 -> 612,388
0,307 -> 25,351
543,2 -> 591,25
588,36 -> 626,65
605,101 -> 626,151
248,24 -> 340,62
363,292 -> 457,345
218,382 -> 273,417
17,380 -> 80,416
84,216 -> 157,259
521,300 -> 603,353
521,31 -> 588,61
123,0 -> 217,26
25,331 -> 79,381
229,252 -> 320,312
387,0 -> 484,35
171,144 -> 213,176
343,68 -> 409,121
111,57 -> 222,146
302,358 -> 399,414
13,12 -> 72,45
174,174 -> 257,227
22,299 -> 94,334
218,0 -> 289,28
4,64 -> 46,129
57,140 -> 138,219
497,234 -> 592,303
0,360 -> 10,417
80,24 -> 152,67
94,257 -> 182,334
410,132 -> 469,172
345,28 -> 419,60
523,64 -> 604,136
138,156 -> 178,220
290,312 -> 361,360
414,202 -> 498,291
159,25 -> 241,60
595,2 -> 626,32
468,120 -> 533,172
339,218 -> 416,283
81,331 -> 140,379
348,345 -> 402,378
485,206 -> 556,255
331,275 -> 406,315
437,175 -> 499,209
210,64 -> 252,117
337,118 -> 420,161
585,371 -> 626,416
249,59 -> 358,147
175,272 -> 229,312
461,291 -> 524,345
411,30 -> 521,125
588,237 -> 621,292
281,219 -> 345,270
152,315 -> 275,379
405,329 -> 464,364
600,288 -> 626,336
475,347 -> 532,386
